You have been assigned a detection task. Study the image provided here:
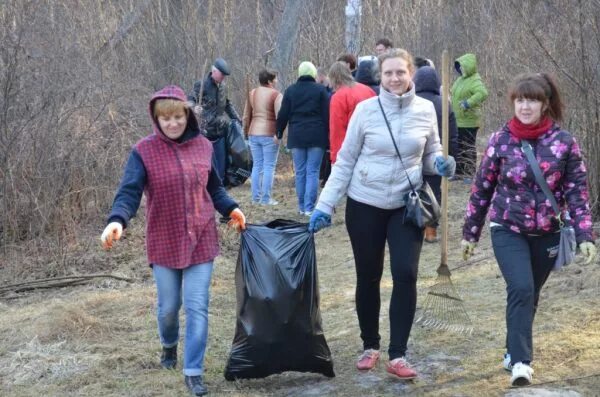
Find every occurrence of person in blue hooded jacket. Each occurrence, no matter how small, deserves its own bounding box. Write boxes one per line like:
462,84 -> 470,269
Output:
413,65 -> 459,242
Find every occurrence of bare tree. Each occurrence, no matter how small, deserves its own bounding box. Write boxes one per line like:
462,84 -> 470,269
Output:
270,0 -> 304,88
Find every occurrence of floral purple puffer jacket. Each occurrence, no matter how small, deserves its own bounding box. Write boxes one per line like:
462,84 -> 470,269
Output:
463,122 -> 593,244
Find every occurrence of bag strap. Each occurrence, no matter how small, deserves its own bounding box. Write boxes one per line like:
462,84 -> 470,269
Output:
520,140 -> 564,223
377,98 -> 416,193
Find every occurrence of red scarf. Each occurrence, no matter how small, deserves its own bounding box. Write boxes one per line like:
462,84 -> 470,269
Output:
508,116 -> 553,140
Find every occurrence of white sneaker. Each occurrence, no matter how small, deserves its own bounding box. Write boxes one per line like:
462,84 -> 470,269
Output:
511,362 -> 533,387
261,199 -> 278,206
503,353 -> 512,371
304,210 -> 313,217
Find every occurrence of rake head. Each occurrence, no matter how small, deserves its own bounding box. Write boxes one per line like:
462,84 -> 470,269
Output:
415,264 -> 473,335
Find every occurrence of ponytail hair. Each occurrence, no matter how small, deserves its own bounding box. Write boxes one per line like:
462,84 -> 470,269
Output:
509,72 -> 564,122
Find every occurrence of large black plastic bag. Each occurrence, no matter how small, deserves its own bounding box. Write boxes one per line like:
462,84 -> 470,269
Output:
224,219 -> 335,380
224,120 -> 252,187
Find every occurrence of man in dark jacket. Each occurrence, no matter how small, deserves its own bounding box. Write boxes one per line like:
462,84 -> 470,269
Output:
189,58 -> 241,182
413,65 -> 459,243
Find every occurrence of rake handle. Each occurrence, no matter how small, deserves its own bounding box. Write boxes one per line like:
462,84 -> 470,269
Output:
439,50 -> 450,271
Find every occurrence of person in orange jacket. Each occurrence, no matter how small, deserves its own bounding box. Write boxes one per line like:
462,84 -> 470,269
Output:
328,61 -> 376,164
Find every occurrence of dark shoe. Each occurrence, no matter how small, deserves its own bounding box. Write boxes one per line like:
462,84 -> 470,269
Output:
185,376 -> 208,396
160,345 -> 177,369
424,226 -> 438,243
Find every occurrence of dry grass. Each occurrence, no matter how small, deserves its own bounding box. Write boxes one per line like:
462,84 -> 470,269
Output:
1,153 -> 599,396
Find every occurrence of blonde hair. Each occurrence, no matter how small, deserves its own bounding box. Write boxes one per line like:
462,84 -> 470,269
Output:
153,99 -> 189,118
328,61 -> 355,89
378,48 -> 415,73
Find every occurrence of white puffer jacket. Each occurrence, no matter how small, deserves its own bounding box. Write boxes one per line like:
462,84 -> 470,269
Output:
316,84 -> 442,214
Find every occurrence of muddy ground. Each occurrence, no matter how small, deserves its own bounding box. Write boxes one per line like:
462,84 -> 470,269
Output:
1,161 -> 599,396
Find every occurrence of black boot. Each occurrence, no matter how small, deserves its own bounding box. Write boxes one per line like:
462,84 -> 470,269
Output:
185,375 -> 208,396
160,345 -> 177,369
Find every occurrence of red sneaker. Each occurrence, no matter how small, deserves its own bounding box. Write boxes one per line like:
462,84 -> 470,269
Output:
386,357 -> 417,379
356,349 -> 380,370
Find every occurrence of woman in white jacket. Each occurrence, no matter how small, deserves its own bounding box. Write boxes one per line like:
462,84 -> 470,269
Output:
309,49 -> 456,379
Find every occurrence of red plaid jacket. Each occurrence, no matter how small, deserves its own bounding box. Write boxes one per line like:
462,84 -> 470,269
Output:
136,133 -> 220,268
109,86 -> 237,268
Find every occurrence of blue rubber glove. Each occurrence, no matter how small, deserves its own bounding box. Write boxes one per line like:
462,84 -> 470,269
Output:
434,155 -> 456,177
308,210 -> 331,233
460,100 -> 469,110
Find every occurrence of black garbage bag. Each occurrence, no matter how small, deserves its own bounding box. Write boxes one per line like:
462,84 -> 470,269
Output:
224,120 -> 252,187
224,219 -> 335,380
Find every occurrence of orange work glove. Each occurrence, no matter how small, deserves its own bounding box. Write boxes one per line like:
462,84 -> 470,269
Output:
101,222 -> 123,250
228,208 -> 246,232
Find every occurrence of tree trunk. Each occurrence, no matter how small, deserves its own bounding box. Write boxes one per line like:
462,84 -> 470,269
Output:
270,0 -> 304,88
345,0 -> 361,54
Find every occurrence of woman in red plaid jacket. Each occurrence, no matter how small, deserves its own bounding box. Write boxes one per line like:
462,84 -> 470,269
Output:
100,85 -> 245,396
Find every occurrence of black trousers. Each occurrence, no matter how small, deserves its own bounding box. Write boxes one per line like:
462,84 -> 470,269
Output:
345,197 -> 424,360
491,226 -> 559,365
456,127 -> 479,178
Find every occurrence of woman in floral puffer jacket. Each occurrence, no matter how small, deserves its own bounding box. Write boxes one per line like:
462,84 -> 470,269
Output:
461,73 -> 596,388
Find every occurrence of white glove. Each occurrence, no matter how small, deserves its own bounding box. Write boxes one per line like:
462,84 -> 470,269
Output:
101,222 -> 123,250
579,241 -> 597,265
461,239 -> 477,261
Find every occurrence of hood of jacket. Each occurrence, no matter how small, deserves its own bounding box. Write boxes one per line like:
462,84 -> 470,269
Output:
455,53 -> 478,77
355,60 -> 380,86
413,66 -> 441,95
149,85 -> 201,143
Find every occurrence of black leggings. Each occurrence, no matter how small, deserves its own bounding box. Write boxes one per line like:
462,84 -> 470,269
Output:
345,197 -> 424,360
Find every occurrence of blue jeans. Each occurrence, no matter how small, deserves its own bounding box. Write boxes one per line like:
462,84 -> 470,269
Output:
249,135 -> 279,203
153,262 -> 213,376
212,137 -> 227,183
291,147 -> 324,213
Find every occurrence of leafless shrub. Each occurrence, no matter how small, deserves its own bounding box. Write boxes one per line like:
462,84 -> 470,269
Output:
1,0 -> 599,255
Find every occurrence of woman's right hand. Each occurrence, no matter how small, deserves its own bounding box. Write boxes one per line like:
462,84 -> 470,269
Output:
309,210 -> 331,233
273,136 -> 279,145
461,239 -> 477,261
101,222 -> 123,250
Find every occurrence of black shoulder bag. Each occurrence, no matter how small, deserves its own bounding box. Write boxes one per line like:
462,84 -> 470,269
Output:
377,98 -> 440,229
521,140 -> 576,270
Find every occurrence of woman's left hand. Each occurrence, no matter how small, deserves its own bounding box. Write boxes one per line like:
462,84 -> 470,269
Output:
228,208 -> 246,232
435,155 -> 456,177
579,242 -> 597,265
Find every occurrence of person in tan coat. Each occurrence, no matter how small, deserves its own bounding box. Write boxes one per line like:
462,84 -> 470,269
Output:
243,69 -> 283,205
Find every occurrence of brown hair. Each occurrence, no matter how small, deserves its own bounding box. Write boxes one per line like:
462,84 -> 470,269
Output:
336,53 -> 357,71
258,68 -> 277,85
376,38 -> 393,48
153,99 -> 189,118
378,48 -> 415,74
328,61 -> 355,89
509,73 -> 563,122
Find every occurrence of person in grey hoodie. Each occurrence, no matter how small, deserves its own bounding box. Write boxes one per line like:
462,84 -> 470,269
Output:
308,49 -> 456,380
355,59 -> 380,95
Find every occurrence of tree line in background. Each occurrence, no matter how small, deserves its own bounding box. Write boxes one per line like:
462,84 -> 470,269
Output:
1,0 -> 599,248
